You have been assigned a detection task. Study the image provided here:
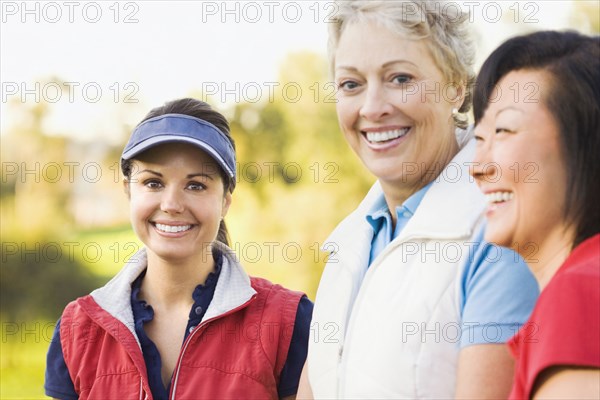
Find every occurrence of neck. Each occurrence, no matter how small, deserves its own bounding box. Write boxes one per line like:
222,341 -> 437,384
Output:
379,179 -> 425,222
140,249 -> 216,308
380,139 -> 459,225
523,226 -> 575,290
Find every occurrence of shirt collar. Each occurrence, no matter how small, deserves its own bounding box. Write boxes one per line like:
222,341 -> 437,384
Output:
365,193 -> 389,231
365,181 -> 433,229
130,250 -> 223,308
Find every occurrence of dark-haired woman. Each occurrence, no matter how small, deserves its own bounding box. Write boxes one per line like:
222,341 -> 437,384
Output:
472,31 -> 600,399
45,98 -> 313,399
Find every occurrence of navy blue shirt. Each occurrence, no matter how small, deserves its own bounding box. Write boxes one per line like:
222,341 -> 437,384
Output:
45,253 -> 313,399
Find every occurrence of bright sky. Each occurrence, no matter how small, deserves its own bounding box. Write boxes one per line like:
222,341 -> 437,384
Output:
1,1 -> 593,143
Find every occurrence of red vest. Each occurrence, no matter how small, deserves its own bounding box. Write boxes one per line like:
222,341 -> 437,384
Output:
60,277 -> 302,399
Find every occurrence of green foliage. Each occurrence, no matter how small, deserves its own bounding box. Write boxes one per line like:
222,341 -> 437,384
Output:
1,241 -> 104,321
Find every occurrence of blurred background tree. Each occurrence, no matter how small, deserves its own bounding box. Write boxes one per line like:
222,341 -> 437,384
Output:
223,51 -> 373,292
1,1 -> 598,395
0,51 -> 373,398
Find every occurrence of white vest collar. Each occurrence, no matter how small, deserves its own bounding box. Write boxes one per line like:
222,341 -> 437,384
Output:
90,244 -> 256,342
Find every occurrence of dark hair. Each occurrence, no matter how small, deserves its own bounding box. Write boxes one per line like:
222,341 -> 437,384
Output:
473,30 -> 600,247
123,98 -> 236,246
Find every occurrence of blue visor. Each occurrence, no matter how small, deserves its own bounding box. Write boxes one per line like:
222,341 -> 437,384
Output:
121,114 -> 236,182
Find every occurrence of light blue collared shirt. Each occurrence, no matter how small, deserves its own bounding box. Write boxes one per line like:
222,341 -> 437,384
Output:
366,182 -> 432,266
364,182 -> 538,347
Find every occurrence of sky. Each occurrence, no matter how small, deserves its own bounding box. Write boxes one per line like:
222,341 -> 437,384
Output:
1,1 -> 594,143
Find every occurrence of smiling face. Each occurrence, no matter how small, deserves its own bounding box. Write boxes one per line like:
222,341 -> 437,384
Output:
125,142 -> 231,264
473,69 -> 569,256
334,20 -> 463,190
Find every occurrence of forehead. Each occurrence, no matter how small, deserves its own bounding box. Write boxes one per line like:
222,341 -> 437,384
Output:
489,69 -> 550,110
476,69 -> 558,140
335,20 -> 438,73
133,143 -> 220,174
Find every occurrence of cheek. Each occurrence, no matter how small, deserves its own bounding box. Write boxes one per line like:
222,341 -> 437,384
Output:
128,201 -> 146,228
494,148 -> 519,177
128,191 -> 154,218
533,155 -> 568,206
336,98 -> 358,127
408,83 -> 449,113
198,198 -> 226,221
509,143 -> 561,187
491,138 -> 531,180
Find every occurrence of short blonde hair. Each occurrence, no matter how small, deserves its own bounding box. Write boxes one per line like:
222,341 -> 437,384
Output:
329,0 -> 475,128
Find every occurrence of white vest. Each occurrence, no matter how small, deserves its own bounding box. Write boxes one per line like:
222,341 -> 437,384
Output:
308,137 -> 486,398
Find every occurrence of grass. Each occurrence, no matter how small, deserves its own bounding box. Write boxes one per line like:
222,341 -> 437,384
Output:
1,321 -> 54,399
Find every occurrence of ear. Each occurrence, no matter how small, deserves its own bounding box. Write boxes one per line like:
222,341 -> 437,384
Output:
221,191 -> 232,218
123,178 -> 131,199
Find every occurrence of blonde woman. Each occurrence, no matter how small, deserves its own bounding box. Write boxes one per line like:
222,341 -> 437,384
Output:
299,1 -> 538,398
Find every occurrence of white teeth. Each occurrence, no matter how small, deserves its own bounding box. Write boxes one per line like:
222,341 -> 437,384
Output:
365,128 -> 410,143
485,191 -> 514,204
155,223 -> 192,233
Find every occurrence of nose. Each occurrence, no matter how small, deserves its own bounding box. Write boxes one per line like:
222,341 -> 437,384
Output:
160,187 -> 185,214
471,131 -> 496,184
359,84 -> 393,121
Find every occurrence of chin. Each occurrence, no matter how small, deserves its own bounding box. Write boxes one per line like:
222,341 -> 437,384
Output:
363,163 -> 403,183
147,246 -> 191,261
484,225 -> 514,249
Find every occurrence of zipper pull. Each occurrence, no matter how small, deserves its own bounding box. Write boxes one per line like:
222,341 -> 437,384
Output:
138,376 -> 145,400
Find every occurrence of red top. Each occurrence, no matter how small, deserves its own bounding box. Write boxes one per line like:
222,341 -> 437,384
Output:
508,234 -> 600,399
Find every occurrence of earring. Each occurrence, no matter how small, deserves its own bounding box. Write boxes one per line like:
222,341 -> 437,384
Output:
451,107 -> 459,117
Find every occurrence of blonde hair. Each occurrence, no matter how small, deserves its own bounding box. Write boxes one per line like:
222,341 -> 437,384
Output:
329,0 -> 475,128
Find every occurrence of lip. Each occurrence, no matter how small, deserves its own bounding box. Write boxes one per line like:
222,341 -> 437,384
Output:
479,187 -> 513,195
152,220 -> 194,226
482,189 -> 514,217
361,125 -> 410,133
486,201 -> 509,217
151,221 -> 196,237
360,126 -> 411,151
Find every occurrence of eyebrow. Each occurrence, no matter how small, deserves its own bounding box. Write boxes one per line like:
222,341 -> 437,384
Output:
382,60 -> 417,69
335,59 -> 417,73
188,173 -> 214,180
137,170 -> 215,180
496,106 -> 525,116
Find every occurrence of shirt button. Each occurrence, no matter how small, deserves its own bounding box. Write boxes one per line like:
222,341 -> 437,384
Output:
189,326 -> 196,333
402,211 -> 411,218
194,306 -> 203,315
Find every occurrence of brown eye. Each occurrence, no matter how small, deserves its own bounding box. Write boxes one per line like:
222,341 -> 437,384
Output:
187,182 -> 206,191
144,179 -> 162,189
